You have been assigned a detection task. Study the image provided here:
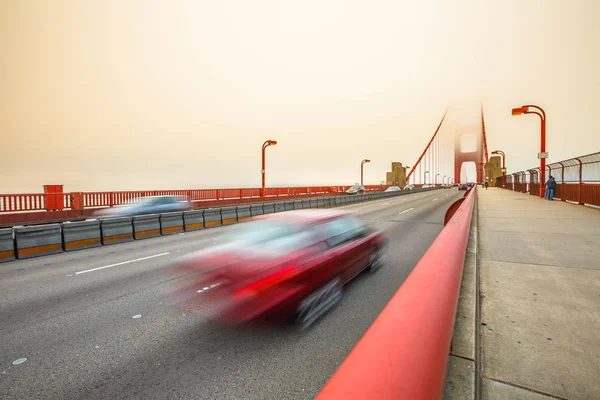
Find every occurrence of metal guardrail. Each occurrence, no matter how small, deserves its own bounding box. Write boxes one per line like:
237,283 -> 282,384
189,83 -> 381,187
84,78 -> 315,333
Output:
317,187 -> 476,400
0,187 -> 441,263
496,151 -> 600,206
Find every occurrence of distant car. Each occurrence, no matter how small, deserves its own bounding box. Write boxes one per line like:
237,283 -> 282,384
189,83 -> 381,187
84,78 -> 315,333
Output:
458,184 -> 468,191
95,195 -> 190,217
385,186 -> 401,192
422,184 -> 430,189
404,184 -> 415,191
346,184 -> 365,195
167,210 -> 387,329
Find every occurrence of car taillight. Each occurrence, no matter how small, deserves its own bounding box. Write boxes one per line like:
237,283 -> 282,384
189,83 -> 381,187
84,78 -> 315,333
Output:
235,266 -> 298,298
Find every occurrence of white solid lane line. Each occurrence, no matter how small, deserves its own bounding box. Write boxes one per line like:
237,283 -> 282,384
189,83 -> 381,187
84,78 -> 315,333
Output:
75,252 -> 171,275
398,208 -> 414,215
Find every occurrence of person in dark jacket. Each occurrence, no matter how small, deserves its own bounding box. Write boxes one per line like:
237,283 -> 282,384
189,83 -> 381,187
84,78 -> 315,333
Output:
546,176 -> 556,200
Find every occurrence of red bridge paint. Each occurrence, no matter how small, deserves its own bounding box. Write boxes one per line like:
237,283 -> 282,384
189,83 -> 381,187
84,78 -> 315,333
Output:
317,187 -> 476,400
0,185 -> 387,214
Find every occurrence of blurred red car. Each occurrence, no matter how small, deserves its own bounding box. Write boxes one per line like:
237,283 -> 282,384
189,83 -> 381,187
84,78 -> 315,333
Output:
168,209 -> 387,329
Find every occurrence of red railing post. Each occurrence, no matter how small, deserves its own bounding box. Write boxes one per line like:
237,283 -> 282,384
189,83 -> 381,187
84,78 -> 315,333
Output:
559,162 -> 565,201
43,185 -> 64,211
576,158 -> 583,204
70,193 -> 84,210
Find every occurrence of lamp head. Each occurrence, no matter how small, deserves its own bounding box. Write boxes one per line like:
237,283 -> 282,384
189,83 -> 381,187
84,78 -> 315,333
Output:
511,106 -> 528,116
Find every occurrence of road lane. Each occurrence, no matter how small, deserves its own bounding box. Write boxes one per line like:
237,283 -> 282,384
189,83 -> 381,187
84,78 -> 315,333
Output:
0,188 -> 464,399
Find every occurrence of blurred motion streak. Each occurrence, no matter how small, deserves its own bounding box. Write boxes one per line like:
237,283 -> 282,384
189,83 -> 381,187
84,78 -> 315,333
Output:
164,209 -> 387,328
94,195 -> 190,217
316,187 -> 475,400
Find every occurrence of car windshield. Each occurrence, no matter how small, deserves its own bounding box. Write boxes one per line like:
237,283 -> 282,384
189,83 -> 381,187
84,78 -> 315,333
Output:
349,185 -> 361,190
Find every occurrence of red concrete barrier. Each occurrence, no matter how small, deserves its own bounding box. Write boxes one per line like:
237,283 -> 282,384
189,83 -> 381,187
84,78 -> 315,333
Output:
317,187 -> 476,400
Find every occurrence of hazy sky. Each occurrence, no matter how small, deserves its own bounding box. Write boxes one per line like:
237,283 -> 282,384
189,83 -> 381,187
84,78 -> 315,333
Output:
1,0 -> 599,192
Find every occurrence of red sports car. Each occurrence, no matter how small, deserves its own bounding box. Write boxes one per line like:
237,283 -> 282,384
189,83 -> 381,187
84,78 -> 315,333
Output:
168,209 -> 387,329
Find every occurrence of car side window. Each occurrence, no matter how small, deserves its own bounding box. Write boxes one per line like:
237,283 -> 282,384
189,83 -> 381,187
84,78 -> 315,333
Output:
320,219 -> 350,248
343,216 -> 369,241
322,216 -> 367,248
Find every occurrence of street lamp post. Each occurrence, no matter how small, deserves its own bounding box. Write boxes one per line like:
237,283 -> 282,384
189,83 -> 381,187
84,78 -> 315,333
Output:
443,175 -> 447,185
261,140 -> 277,197
436,173 -> 440,186
424,171 -> 429,186
512,105 -> 546,197
491,150 -> 506,188
361,159 -> 371,186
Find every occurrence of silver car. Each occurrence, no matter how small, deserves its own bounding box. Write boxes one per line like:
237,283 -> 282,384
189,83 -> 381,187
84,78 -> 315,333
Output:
95,195 -> 191,217
346,184 -> 366,195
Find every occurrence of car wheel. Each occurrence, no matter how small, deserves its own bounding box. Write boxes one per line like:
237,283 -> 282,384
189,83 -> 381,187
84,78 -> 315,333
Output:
296,278 -> 343,330
367,246 -> 387,272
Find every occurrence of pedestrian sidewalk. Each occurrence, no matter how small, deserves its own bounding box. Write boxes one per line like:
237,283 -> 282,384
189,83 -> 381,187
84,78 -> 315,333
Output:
477,188 -> 600,399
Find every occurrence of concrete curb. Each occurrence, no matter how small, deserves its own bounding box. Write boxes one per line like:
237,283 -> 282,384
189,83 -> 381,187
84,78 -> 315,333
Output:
443,187 -> 478,400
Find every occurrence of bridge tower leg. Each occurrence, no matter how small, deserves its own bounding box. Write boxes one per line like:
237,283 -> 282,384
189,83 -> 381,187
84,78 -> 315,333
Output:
454,131 -> 484,184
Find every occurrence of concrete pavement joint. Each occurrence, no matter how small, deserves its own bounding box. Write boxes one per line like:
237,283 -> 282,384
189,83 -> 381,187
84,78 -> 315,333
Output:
450,353 -> 475,362
486,259 -> 600,271
485,378 -> 568,400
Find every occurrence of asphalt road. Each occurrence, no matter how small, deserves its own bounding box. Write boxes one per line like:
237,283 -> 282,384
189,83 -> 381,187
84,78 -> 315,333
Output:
0,188 -> 464,400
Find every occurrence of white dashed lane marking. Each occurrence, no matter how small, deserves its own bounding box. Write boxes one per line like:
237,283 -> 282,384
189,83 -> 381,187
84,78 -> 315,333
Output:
75,253 -> 170,275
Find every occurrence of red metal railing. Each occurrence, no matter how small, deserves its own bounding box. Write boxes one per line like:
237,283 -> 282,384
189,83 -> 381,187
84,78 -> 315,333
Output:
317,186 -> 476,400
498,152 -> 600,207
0,184 -> 386,214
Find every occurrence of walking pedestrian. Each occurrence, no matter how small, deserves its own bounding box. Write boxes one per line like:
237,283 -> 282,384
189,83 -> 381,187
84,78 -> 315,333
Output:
547,176 -> 556,200
485,181 -> 488,190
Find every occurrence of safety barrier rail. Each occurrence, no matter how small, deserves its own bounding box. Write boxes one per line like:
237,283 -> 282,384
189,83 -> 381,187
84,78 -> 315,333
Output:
0,185 -> 387,214
0,187 -> 442,263
317,187 -> 475,400
495,151 -> 600,207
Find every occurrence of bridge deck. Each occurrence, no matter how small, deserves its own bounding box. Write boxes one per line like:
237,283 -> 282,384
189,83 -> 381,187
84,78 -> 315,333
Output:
477,188 -> 600,399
